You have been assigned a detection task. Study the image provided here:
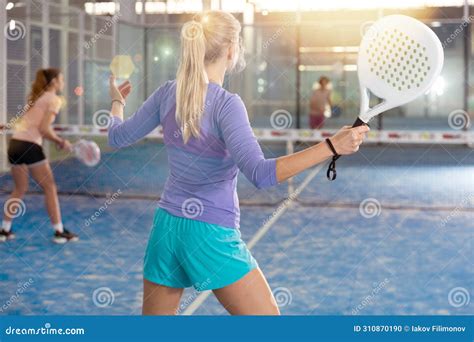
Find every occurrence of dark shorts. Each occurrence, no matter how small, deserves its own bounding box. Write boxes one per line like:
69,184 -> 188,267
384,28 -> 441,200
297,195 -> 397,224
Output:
8,139 -> 46,166
309,114 -> 325,129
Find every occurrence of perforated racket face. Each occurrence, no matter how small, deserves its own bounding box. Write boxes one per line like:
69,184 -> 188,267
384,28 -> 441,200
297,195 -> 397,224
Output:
74,139 -> 101,167
358,15 -> 443,121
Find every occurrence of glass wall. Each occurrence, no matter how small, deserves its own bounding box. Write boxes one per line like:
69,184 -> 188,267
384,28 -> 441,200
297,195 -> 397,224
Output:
117,23 -> 145,118
4,1 -> 117,126
384,23 -> 467,130
5,3 -> 27,120
298,21 -> 468,130
145,26 -> 180,96
229,25 -> 297,128
299,23 -> 360,129
143,17 -> 471,130
144,24 -> 298,128
83,16 -> 116,124
3,2 -> 472,132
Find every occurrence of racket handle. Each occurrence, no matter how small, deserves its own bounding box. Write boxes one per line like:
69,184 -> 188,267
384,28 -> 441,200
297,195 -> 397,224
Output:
352,117 -> 368,128
327,117 -> 368,181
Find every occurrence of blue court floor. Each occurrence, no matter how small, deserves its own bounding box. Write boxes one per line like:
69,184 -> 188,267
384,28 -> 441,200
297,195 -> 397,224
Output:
0,144 -> 472,315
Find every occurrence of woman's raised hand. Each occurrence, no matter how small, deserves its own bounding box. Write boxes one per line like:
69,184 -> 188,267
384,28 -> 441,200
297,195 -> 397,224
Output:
109,75 -> 132,103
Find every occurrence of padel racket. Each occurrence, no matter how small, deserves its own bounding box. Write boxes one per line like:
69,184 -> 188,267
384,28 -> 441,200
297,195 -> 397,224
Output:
73,139 -> 101,167
327,15 -> 444,180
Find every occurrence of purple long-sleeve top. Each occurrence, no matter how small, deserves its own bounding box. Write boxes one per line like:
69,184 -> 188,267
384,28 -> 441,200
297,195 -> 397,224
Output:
108,80 -> 278,228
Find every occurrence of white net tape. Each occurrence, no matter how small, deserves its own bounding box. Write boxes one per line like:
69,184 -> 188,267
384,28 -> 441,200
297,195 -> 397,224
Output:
46,125 -> 474,145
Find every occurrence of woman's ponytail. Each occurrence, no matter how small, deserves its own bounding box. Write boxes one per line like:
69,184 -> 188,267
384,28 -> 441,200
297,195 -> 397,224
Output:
175,21 -> 207,143
175,11 -> 244,143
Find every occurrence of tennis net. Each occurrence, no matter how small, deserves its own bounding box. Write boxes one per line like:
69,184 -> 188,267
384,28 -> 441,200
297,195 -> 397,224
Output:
1,125 -> 473,211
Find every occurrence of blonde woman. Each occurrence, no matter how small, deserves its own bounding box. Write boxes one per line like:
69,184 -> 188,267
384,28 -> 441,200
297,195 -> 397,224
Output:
1,68 -> 78,243
108,11 -> 369,315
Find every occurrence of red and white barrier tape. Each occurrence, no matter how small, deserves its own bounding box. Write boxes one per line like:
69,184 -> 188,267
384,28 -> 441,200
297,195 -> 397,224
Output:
1,124 -> 473,145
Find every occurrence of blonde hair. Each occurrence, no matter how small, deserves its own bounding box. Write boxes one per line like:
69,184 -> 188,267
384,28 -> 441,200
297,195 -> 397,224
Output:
176,11 -> 244,143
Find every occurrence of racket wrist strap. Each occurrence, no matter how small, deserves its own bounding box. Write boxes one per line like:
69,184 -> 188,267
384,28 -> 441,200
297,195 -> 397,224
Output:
325,138 -> 340,181
325,138 -> 338,156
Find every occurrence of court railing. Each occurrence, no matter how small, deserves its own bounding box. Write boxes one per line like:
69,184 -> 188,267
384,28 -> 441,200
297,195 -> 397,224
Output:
45,124 -> 474,145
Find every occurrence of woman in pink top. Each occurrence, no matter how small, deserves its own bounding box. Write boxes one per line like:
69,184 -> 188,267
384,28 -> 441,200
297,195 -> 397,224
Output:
309,76 -> 332,129
1,68 -> 78,243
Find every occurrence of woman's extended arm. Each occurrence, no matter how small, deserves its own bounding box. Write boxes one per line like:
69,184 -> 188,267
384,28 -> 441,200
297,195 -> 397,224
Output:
220,95 -> 369,187
39,111 -> 65,146
276,142 -> 332,182
275,125 -> 369,182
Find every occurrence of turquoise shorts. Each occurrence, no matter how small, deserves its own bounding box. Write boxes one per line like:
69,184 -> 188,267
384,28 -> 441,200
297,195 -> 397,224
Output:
144,208 -> 258,291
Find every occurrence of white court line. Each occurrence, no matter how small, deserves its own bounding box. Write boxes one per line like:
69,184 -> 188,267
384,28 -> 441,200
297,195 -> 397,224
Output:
182,163 -> 325,315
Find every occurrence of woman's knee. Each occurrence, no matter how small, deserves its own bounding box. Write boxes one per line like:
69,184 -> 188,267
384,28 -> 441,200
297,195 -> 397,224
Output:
38,178 -> 57,193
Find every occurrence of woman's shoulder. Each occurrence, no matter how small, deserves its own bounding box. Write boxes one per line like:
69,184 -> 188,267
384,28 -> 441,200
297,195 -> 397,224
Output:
160,79 -> 176,93
213,87 -> 246,122
34,91 -> 61,109
148,80 -> 176,104
36,90 -> 59,103
209,83 -> 242,106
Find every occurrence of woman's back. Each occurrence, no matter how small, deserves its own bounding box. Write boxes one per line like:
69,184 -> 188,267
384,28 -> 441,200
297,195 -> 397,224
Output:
13,90 -> 60,145
108,80 -> 277,228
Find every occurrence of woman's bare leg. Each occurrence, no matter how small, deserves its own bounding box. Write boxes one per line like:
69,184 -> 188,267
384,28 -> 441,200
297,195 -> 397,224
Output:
2,165 -> 29,223
213,268 -> 280,315
29,162 -> 61,225
142,278 -> 184,315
